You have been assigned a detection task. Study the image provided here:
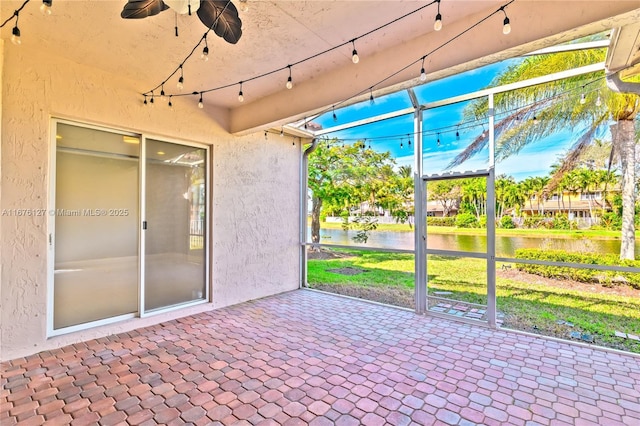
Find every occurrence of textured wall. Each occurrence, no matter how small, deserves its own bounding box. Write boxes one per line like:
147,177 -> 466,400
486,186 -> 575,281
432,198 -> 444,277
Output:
0,43 -> 300,361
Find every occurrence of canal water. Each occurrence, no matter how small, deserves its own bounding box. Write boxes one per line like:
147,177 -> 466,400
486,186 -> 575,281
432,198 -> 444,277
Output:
312,228 -> 639,258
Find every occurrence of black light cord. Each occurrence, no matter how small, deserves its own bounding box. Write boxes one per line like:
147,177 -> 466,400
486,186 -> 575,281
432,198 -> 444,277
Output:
325,0 -> 516,119
144,0 -> 233,97
317,73 -> 605,145
143,0 -> 440,99
0,0 -> 31,28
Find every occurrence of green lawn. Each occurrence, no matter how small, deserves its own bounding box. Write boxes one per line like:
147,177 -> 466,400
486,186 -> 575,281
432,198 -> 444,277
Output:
307,248 -> 640,353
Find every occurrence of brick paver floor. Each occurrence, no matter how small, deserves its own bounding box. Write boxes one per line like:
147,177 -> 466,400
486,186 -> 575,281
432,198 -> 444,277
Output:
2,290 -> 639,425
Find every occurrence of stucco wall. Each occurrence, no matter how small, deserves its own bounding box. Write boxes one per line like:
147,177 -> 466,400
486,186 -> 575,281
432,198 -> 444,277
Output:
0,43 -> 300,361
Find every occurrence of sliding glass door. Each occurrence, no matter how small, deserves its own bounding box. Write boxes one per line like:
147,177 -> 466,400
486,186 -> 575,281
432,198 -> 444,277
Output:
53,123 -> 140,330
143,139 -> 207,312
51,121 -> 208,333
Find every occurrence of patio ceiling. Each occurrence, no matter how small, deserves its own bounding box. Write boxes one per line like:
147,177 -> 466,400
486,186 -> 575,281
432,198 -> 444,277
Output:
1,1 -> 639,135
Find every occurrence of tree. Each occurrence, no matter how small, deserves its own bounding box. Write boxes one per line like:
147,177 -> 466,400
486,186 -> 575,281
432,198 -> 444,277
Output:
450,42 -> 638,259
427,180 -> 460,217
495,175 -> 515,219
460,178 -> 486,220
307,140 -> 396,245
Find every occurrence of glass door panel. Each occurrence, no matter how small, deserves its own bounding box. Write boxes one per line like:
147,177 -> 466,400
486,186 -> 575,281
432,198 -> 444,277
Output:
144,139 -> 207,312
54,123 -> 139,329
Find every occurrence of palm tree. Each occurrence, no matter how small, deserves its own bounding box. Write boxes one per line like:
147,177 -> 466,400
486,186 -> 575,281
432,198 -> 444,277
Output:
449,42 -> 638,259
495,175 -> 515,219
520,177 -> 537,214
576,168 -> 597,222
504,181 -> 525,218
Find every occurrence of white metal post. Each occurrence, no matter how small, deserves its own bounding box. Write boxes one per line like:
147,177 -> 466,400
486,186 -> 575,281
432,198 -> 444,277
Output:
414,109 -> 427,314
487,94 -> 497,327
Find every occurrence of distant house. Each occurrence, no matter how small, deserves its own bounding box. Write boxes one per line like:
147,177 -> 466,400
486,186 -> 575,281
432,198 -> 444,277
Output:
519,190 -> 614,223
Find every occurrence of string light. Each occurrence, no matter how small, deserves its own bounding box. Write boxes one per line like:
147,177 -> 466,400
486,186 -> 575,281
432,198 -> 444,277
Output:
332,107 -> 338,122
140,0 -> 516,115
436,132 -> 441,146
595,95 -> 602,107
149,93 -> 155,106
407,134 -> 412,146
198,92 -> 204,108
143,95 -> 148,106
351,40 -> 360,64
201,34 -> 209,61
141,0 -> 443,101
238,81 -> 244,102
280,127 -> 285,137
580,92 -> 586,105
500,6 -> 511,35
286,65 -> 293,89
168,95 -> 173,109
369,88 -> 375,105
177,66 -> 184,90
320,76 -> 600,148
11,23 -> 21,45
264,131 -> 268,140
40,0 -> 52,16
434,0 -> 442,31
400,137 -> 404,149
160,84 -> 166,101
420,56 -> 427,82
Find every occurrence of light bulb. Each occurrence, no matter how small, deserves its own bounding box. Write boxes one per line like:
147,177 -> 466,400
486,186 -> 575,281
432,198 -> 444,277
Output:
238,91 -> 244,102
434,13 -> 442,31
502,17 -> 511,35
177,76 -> 184,90
596,95 -> 602,107
369,94 -> 375,105
286,77 -> 293,90
198,94 -> 203,109
160,88 -> 166,102
420,67 -> 427,82
149,96 -> 155,107
11,26 -> 21,45
580,93 -> 586,105
201,46 -> 209,61
168,97 -> 173,109
40,0 -> 52,16
352,49 -> 359,64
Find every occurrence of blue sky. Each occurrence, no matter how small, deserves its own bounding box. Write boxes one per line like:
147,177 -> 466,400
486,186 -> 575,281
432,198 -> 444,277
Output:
314,59 -> 582,182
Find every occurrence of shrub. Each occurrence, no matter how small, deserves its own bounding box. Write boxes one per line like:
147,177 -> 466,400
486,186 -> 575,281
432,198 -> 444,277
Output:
427,216 -> 455,227
515,249 -> 640,289
522,215 -> 545,229
552,214 -> 571,230
500,215 -> 516,229
455,213 -> 478,228
600,212 -> 621,231
478,215 -> 487,229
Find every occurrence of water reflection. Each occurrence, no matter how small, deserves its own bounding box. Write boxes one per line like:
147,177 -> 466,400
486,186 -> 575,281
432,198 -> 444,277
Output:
312,228 -> 637,258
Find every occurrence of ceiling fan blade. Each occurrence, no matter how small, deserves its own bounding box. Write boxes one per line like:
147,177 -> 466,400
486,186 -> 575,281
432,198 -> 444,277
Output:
197,0 -> 243,44
121,0 -> 169,19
